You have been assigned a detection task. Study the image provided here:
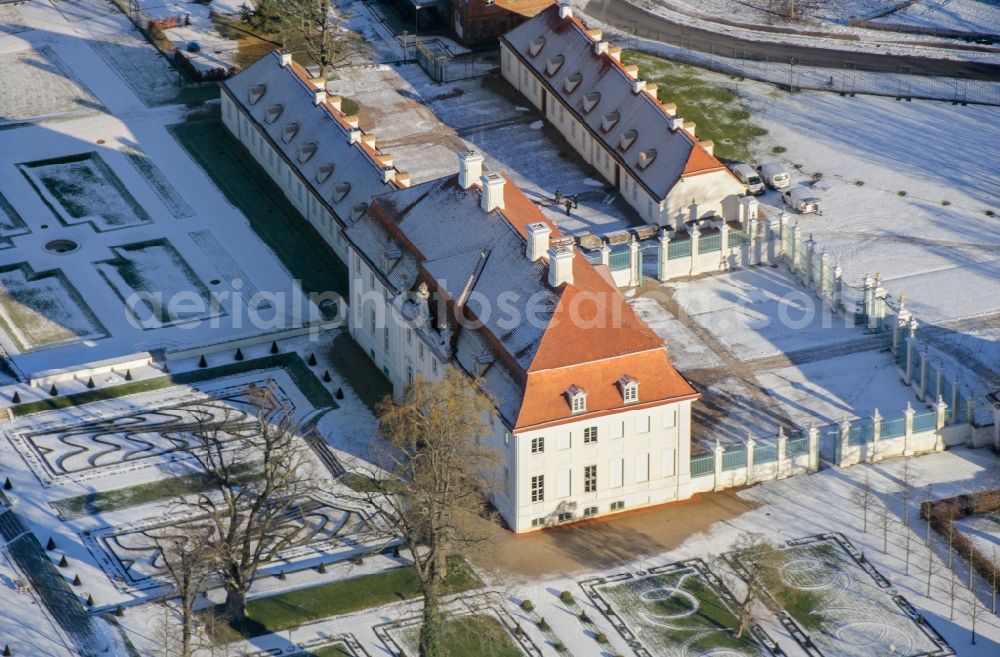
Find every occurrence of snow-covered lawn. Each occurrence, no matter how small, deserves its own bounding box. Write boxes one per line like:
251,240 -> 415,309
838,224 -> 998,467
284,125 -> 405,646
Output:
628,295 -> 724,371
754,349 -> 924,428
583,561 -> 770,656
0,192 -> 30,249
767,534 -> 947,657
19,152 -> 151,231
0,5 -> 30,35
669,268 -> 864,363
0,548 -> 76,657
882,0 -> 1000,33
0,263 -> 106,352
96,239 -> 220,329
0,47 -> 104,125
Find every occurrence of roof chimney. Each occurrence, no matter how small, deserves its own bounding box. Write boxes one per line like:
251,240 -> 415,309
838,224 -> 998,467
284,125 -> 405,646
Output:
396,172 -> 411,188
313,89 -> 327,105
526,222 -> 551,262
700,140 -> 714,156
279,52 -> 292,67
558,4 -> 573,19
670,116 -> 685,131
683,120 -> 696,137
327,95 -> 343,112
480,173 -> 505,212
594,41 -> 608,56
547,237 -> 575,287
458,150 -> 484,190
632,79 -> 646,94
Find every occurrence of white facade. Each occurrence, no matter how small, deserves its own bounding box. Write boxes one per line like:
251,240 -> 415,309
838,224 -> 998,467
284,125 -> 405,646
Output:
511,400 -> 694,532
500,41 -> 745,228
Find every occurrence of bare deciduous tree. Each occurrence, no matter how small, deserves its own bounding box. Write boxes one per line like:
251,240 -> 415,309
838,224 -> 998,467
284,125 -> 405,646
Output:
277,0 -> 358,81
853,470 -> 875,533
368,369 -> 500,657
184,393 -> 317,624
714,533 -> 790,639
152,523 -> 216,657
968,587 -> 983,644
877,503 -> 894,554
991,546 -> 998,613
949,565 -> 958,620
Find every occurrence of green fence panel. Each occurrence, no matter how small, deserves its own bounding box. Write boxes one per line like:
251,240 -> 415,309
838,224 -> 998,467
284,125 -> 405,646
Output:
722,448 -> 747,471
849,420 -> 874,446
881,416 -> 905,439
699,233 -> 721,253
668,240 -> 691,260
728,230 -> 749,248
691,454 -> 714,477
913,411 -> 937,433
609,249 -> 631,271
754,444 -> 778,464
787,436 -> 809,456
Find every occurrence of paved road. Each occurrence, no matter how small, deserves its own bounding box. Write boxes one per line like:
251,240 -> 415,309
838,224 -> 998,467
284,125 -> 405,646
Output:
582,0 -> 1000,80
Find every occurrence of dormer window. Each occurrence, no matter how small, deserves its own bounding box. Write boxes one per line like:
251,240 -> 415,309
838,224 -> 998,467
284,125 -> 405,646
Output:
282,122 -> 299,143
529,36 -> 546,57
564,72 -> 582,93
298,142 -> 317,163
475,352 -> 494,377
315,163 -> 334,183
545,54 -> 564,77
582,91 -> 601,114
618,375 -> 639,403
638,148 -> 657,169
264,104 -> 283,124
601,111 -> 620,132
248,84 -> 266,105
567,385 -> 587,413
619,129 -> 638,151
332,182 -> 351,203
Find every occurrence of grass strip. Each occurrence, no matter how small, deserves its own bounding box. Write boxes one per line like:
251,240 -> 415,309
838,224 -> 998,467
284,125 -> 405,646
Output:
12,353 -> 334,416
326,333 -> 392,412
208,558 -> 482,642
170,119 -> 348,298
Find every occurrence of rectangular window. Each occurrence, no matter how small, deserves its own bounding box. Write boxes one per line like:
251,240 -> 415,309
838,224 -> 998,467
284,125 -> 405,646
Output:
418,342 -> 425,361
531,517 -> 545,528
662,449 -> 675,477
610,421 -> 624,439
530,475 -> 544,503
383,326 -> 390,351
635,415 -> 651,434
571,121 -> 576,138
664,408 -> 677,428
584,465 -> 597,493
583,506 -> 598,517
557,511 -> 573,522
406,365 -> 413,386
609,458 -> 623,488
635,453 -> 649,483
557,433 -> 571,450
431,359 -> 438,375
583,426 -> 598,444
406,328 -> 413,345
557,469 -> 571,498
610,500 -> 625,511
531,436 -> 545,454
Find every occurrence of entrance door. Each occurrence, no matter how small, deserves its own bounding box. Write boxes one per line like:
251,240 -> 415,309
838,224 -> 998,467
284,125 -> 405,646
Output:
614,163 -> 621,188
541,88 -> 547,115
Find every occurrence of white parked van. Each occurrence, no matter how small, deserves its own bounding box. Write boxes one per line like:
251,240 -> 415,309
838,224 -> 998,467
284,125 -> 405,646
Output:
731,163 -> 765,195
758,163 -> 791,190
782,187 -> 821,214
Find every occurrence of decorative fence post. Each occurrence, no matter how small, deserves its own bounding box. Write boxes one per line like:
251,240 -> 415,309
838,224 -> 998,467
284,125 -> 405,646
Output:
935,396 -> 947,451
808,424 -> 820,472
833,263 -> 844,311
713,440 -> 724,492
967,396 -> 976,427
690,223 -> 701,277
745,434 -> 756,484
903,402 -> 915,456
777,427 -> 788,479
839,416 -> 852,468
801,234 -> 815,286
600,240 -> 611,268
949,377 -> 960,425
819,252 -> 831,304
868,274 -> 884,332
748,217 -> 760,266
904,318 -> 918,385
719,221 -> 731,271
768,217 -> 781,261
790,221 -> 800,270
870,409 -> 882,462
629,237 -> 641,287
658,228 -> 670,282
917,348 -> 929,401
